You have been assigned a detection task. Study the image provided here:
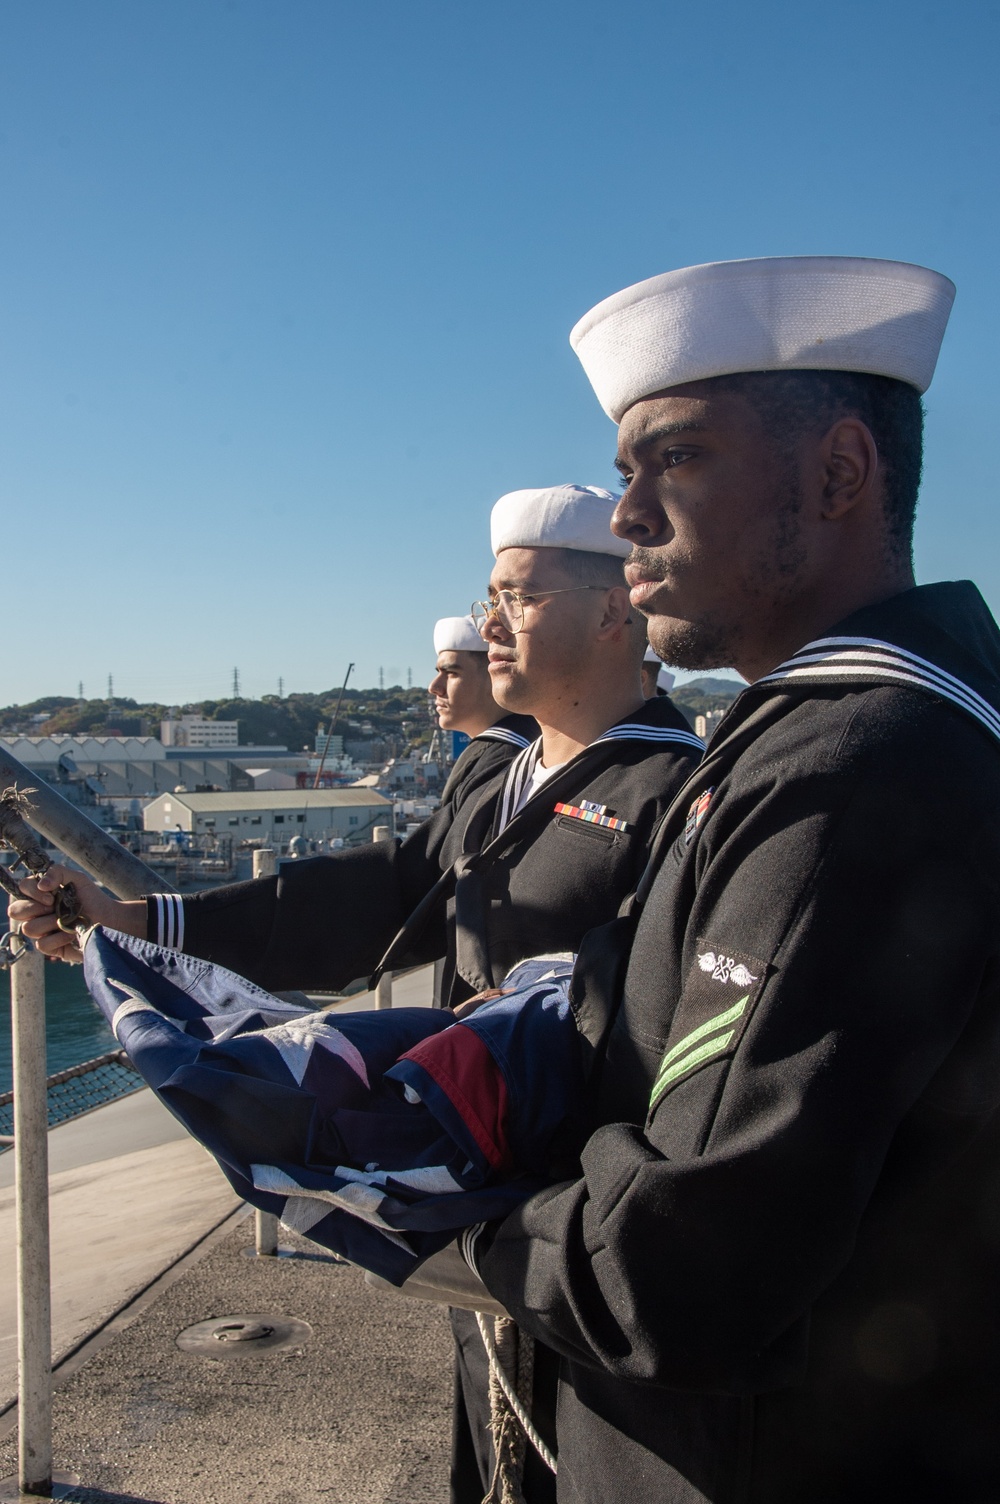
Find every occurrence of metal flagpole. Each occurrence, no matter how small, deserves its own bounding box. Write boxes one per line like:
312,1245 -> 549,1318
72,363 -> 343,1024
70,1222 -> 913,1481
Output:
0,746 -> 171,1497
0,744 -> 174,899
10,932 -> 52,1496
372,826 -> 393,1010
250,846 -> 280,1256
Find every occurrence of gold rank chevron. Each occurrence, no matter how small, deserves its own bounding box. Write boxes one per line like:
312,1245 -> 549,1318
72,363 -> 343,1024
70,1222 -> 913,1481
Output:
649,994 -> 750,1110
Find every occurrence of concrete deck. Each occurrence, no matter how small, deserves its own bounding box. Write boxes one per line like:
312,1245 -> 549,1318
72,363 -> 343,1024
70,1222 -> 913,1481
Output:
0,1220 -> 453,1503
0,1094 -> 242,1410
0,965 -> 453,1501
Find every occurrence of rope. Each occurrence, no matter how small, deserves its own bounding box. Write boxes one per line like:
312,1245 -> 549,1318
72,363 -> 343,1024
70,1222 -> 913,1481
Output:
477,1312 -> 557,1478
483,1316 -> 526,1503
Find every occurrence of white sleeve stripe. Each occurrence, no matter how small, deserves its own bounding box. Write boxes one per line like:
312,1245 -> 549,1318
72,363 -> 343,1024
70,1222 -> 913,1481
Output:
151,893 -> 186,951
460,1222 -> 486,1272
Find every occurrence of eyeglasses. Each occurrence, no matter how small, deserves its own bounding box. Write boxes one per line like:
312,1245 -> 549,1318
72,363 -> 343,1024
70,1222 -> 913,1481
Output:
471,586 -> 604,635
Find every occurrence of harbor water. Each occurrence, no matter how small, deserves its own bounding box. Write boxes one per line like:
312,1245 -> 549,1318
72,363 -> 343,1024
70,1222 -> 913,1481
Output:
0,959 -> 114,1093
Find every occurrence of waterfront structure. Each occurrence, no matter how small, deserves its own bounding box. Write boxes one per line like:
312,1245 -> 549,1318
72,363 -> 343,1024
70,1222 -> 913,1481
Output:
142,788 -> 391,846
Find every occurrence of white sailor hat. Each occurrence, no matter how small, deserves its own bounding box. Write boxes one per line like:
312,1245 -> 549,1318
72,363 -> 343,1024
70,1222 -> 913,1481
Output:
570,256 -> 956,422
642,645 -> 675,693
490,484 -> 631,559
433,615 -> 488,654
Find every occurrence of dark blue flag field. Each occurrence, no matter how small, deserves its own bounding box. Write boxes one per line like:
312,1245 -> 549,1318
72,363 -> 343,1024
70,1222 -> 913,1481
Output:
82,930 -> 584,1284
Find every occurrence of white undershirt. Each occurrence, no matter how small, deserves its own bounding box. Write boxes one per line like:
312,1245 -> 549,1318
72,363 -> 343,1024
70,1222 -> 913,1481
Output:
512,758 -> 566,818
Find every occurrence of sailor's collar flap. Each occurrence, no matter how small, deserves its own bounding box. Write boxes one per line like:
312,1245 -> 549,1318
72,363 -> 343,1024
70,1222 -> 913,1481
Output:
744,584 -> 1000,752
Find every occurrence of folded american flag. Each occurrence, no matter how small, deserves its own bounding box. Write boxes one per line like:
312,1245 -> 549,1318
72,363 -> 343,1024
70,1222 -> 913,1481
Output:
82,929 -> 583,1284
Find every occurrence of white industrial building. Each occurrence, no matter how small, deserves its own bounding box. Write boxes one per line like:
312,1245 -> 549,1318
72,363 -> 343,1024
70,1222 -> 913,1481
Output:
160,715 -> 239,749
0,734 -> 167,764
143,788 -> 392,846
241,767 -> 299,791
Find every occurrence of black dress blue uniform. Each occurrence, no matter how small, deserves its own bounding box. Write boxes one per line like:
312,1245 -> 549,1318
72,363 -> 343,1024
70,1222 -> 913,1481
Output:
438,712 -> 538,805
148,694 -> 702,1010
473,582 -> 1000,1503
143,692 -> 704,1503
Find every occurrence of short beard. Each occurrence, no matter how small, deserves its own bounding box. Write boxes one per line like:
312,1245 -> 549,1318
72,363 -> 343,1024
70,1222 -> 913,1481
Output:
641,459 -> 807,673
647,614 -> 740,672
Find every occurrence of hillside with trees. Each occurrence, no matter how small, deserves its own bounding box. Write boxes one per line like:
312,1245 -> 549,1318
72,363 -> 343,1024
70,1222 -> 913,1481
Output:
0,687 -> 436,751
670,676 -> 743,726
0,676 -> 743,747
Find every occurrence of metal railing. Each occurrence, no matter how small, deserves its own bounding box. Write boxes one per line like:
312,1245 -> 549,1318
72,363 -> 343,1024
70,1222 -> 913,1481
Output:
1,744 -> 173,1496
1,758 -> 398,1494
0,1049 -> 141,1147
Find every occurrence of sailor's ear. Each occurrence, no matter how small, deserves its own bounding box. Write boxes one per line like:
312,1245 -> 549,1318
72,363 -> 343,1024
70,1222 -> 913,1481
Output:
598,584 -> 634,637
819,418 -> 878,521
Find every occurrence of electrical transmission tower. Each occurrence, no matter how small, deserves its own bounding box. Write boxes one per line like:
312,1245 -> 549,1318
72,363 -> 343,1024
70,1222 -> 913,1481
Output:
232,667 -> 241,699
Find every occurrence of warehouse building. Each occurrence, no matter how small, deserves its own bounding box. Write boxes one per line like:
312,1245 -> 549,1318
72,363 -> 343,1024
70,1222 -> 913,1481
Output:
0,733 -> 167,763
143,788 -> 391,847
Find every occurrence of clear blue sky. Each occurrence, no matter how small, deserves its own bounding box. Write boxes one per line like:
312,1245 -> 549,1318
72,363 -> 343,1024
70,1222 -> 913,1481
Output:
1,0 -> 997,704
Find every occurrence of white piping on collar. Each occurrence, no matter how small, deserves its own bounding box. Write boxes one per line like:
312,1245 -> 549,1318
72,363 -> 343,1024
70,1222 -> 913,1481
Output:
497,742 -> 543,833
495,714 -> 705,834
594,723 -> 705,752
758,636 -> 1000,746
479,725 -> 533,748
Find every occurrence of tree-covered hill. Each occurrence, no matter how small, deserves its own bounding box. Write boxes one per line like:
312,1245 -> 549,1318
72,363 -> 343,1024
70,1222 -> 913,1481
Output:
0,687 -> 436,750
671,676 -> 743,723
1,675 -> 744,748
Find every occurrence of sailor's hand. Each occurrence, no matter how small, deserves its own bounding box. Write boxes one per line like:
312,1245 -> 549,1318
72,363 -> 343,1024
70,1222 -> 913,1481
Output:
7,865 -> 128,963
453,987 -> 510,1019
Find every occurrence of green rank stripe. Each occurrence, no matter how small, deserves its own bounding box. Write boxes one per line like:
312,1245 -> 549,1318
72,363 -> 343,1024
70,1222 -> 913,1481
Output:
649,994 -> 749,1110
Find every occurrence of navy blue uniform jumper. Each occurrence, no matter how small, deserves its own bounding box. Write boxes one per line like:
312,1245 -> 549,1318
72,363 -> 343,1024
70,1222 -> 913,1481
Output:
474,582 -> 1000,1504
